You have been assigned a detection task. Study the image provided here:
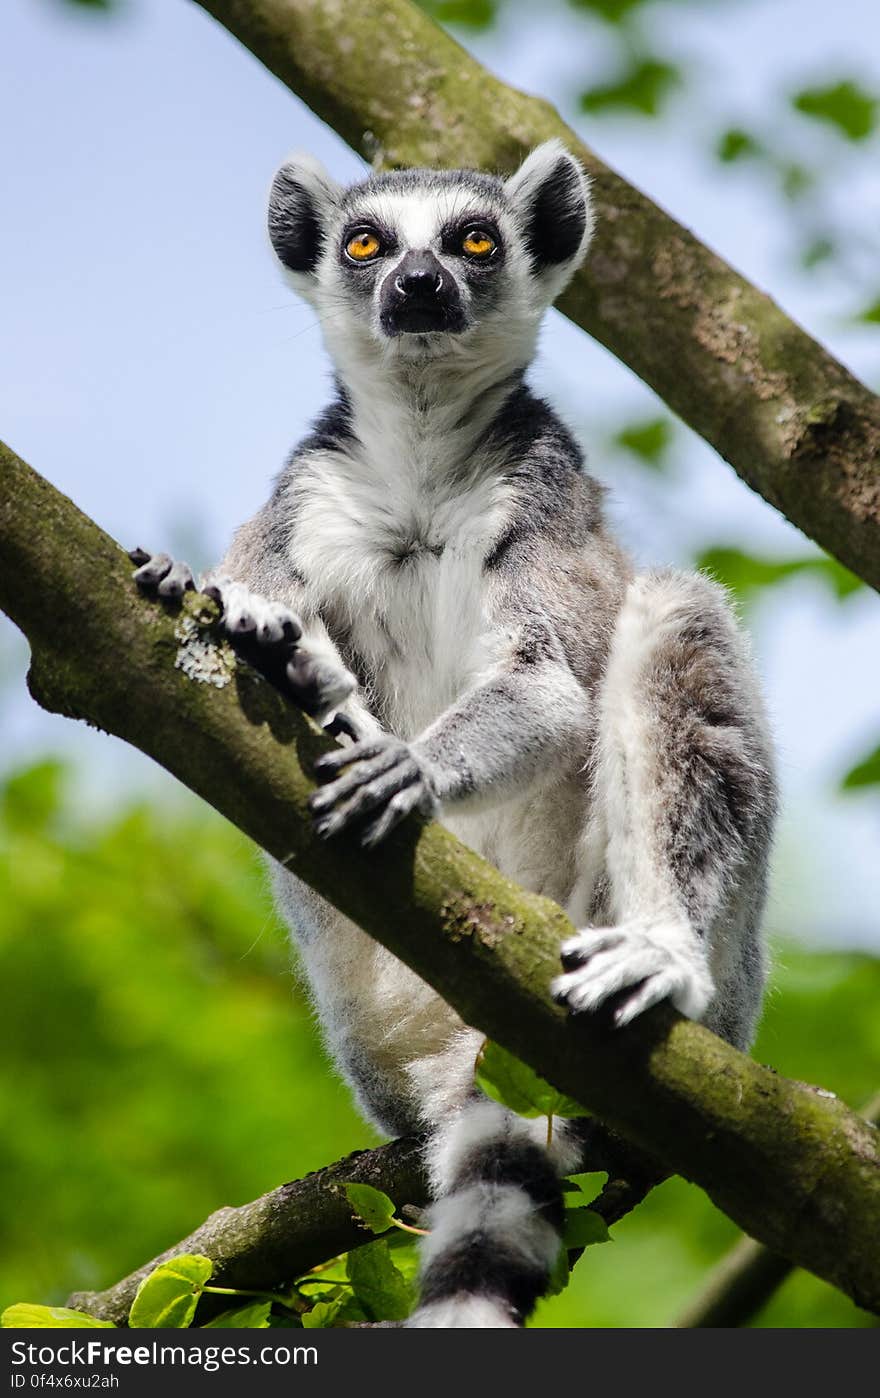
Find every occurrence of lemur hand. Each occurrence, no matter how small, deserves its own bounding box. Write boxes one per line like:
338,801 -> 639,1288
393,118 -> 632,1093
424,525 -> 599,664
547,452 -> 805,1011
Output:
129,550 -> 356,723
551,919 -> 714,1027
310,736 -> 439,846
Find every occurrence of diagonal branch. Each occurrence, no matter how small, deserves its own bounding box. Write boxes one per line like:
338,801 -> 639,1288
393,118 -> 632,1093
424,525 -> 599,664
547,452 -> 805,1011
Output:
673,1091 -> 880,1327
193,0 -> 880,591
68,1120 -> 658,1325
1,440 -> 878,1316
69,1137 -> 428,1325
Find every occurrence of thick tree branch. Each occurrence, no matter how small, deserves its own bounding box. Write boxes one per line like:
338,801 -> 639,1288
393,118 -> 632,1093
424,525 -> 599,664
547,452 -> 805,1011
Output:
68,1137 -> 427,1325
673,1092 -> 880,1327
191,0 -> 880,591
2,442 -> 879,1316
68,1121 -> 657,1325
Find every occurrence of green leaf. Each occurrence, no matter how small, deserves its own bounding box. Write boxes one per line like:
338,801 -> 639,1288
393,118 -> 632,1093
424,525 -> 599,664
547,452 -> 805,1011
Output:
563,1170 -> 607,1199
301,1292 -> 350,1330
568,0 -> 646,21
841,743 -> 880,792
417,0 -> 497,28
801,237 -> 835,270
716,128 -> 762,163
202,1301 -> 272,1329
562,1207 -> 611,1249
128,1254 -> 214,1329
613,417 -> 673,467
581,59 -> 681,118
779,163 -> 814,202
343,1182 -> 396,1234
2,760 -> 66,833
2,1305 -> 115,1329
696,547 -> 863,604
792,80 -> 878,141
545,1244 -> 572,1297
384,1233 -> 421,1283
855,298 -> 880,325
346,1240 -> 414,1322
475,1041 -> 589,1119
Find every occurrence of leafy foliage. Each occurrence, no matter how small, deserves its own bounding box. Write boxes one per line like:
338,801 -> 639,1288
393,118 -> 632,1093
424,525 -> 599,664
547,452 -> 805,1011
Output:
346,1240 -> 413,1322
613,417 -> 674,468
2,1305 -> 114,1329
716,128 -> 763,164
792,80 -> 879,141
696,546 -> 863,604
580,58 -> 681,117
840,743 -> 880,792
417,0 -> 497,30
344,1183 -> 399,1235
475,1039 -> 589,1120
128,1255 -> 213,1329
0,761 -> 369,1315
567,0 -> 647,20
202,1301 -> 271,1328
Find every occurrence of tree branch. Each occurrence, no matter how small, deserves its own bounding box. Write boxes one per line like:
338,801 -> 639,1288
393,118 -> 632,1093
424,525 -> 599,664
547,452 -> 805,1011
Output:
673,1091 -> 880,1327
191,0 -> 880,591
68,1138 -> 426,1325
2,441 -> 878,1316
68,1120 -> 658,1325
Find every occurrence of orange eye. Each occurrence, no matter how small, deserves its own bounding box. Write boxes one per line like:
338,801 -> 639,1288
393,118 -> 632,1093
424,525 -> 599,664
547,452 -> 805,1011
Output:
462,229 -> 495,257
346,231 -> 381,261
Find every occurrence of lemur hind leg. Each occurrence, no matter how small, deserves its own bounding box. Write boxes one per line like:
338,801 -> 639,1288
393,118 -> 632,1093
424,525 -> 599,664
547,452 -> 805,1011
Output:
554,570 -> 776,1049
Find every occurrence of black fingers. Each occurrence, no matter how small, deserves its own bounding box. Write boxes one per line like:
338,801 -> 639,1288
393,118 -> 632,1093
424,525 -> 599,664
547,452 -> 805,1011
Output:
560,944 -> 589,972
310,738 -> 429,845
130,549 -> 195,599
360,785 -> 425,847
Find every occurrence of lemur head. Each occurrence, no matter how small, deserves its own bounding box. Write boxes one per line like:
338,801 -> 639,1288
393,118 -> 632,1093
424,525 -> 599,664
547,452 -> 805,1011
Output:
268,141 -> 593,374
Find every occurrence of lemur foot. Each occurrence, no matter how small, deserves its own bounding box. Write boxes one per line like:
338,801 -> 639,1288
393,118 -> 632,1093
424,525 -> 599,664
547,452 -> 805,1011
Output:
551,919 -> 713,1026
130,551 -> 356,722
310,735 -> 438,846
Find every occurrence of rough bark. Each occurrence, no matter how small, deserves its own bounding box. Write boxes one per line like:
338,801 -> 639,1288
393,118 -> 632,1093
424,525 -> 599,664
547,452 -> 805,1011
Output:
190,0 -> 880,592
2,441 -> 878,1316
68,1137 -> 426,1325
68,1120 -> 657,1325
673,1092 -> 880,1327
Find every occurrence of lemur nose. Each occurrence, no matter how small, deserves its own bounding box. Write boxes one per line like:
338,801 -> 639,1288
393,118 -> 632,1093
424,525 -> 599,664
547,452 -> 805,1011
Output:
393,253 -> 444,299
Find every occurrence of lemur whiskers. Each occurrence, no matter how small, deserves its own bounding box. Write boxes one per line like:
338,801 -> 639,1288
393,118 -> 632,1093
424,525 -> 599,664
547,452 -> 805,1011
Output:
134,140 -> 776,1328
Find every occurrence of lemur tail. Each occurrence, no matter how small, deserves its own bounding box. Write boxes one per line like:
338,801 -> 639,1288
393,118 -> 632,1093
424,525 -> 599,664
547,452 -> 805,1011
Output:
408,1099 -> 574,1328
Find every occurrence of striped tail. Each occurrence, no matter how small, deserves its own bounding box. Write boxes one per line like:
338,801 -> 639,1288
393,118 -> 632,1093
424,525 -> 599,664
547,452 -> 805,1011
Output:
408,1099 -> 576,1328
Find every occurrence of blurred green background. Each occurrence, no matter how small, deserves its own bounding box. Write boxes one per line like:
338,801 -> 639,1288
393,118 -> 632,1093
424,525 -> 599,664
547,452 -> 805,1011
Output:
1,759 -> 877,1327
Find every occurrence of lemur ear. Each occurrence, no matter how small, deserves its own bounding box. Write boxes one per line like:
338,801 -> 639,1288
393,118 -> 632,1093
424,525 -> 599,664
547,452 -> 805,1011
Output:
504,140 -> 593,282
268,154 -> 342,279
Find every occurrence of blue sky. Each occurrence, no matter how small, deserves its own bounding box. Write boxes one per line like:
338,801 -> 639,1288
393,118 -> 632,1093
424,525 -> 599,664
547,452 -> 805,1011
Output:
1,0 -> 879,948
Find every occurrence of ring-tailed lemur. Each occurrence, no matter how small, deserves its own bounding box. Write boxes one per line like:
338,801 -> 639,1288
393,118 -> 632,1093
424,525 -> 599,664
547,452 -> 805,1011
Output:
133,140 -> 776,1328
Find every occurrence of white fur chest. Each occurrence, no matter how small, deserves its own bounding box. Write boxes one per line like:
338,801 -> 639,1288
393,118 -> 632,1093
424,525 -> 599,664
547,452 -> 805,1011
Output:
289,443 -> 513,738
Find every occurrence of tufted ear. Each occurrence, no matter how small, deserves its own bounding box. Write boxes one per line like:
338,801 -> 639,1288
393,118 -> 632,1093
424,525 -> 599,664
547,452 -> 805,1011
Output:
268,153 -> 342,283
504,140 -> 593,286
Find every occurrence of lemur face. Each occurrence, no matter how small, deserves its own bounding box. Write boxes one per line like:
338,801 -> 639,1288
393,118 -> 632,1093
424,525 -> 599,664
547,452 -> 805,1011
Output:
268,141 -> 593,363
